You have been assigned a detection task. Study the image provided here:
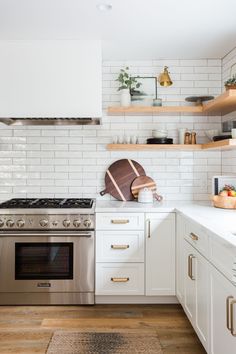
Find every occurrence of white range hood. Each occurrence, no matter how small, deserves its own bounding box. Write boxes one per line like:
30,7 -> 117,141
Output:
0,40 -> 102,125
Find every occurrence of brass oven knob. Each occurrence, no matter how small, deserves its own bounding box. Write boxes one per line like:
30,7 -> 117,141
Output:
63,220 -> 71,228
73,220 -> 81,228
6,220 -> 14,227
17,219 -> 25,228
0,220 -> 4,227
84,219 -> 92,228
40,219 -> 48,227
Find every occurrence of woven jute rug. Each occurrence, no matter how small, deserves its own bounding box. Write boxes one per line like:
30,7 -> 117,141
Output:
46,331 -> 163,354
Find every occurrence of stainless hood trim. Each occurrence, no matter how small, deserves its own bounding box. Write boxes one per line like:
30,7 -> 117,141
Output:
0,117 -> 101,126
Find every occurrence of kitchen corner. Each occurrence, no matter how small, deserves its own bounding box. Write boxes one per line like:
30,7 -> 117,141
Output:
96,200 -> 236,248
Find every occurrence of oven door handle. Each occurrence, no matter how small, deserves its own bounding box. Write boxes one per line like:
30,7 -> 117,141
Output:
0,232 -> 93,238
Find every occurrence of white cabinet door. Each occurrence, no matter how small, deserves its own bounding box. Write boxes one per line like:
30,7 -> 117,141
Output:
195,247 -> 209,351
184,240 -> 209,352
210,264 -> 236,354
176,213 -> 185,304
184,240 -> 196,323
146,213 -> 175,296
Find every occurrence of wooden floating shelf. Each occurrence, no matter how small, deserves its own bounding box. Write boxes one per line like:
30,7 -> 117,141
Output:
107,139 -> 236,151
107,105 -> 202,115
203,89 -> 236,115
107,144 -> 202,151
108,90 -> 236,116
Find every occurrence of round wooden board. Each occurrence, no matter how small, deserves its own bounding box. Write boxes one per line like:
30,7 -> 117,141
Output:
131,176 -> 157,199
100,159 -> 146,201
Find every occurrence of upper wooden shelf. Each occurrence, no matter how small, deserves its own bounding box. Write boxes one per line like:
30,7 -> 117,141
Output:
107,139 -> 236,151
107,90 -> 236,116
107,105 -> 202,115
202,89 -> 236,115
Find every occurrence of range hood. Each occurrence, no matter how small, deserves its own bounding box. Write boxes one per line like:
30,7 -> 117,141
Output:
0,40 -> 102,125
0,117 -> 101,126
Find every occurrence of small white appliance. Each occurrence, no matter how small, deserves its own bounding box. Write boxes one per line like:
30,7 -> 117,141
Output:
212,175 -> 236,195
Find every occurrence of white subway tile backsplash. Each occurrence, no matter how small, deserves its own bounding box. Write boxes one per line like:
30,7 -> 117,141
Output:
0,58 -> 224,201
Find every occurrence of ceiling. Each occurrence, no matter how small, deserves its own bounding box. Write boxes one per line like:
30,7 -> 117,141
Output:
0,0 -> 235,60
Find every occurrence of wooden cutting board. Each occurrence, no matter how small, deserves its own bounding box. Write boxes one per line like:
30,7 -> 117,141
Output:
131,176 -> 163,201
100,159 -> 146,201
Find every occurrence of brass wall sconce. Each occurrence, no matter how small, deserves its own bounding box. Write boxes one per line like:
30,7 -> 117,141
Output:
158,66 -> 173,87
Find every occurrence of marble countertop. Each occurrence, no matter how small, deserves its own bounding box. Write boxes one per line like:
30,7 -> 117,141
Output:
96,200 -> 236,248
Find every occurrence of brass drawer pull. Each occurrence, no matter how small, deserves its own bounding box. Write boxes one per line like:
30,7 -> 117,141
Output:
111,219 -> 130,224
190,232 -> 199,241
111,277 -> 129,282
111,244 -> 130,250
226,296 -> 234,330
188,254 -> 195,280
230,299 -> 236,336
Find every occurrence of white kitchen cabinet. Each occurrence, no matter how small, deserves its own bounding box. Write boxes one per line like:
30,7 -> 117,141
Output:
96,213 -> 144,231
183,239 -> 209,352
210,264 -> 236,354
96,263 -> 144,295
96,230 -> 144,263
96,212 -> 145,296
176,213 -> 185,305
184,218 -> 209,258
145,213 -> 175,296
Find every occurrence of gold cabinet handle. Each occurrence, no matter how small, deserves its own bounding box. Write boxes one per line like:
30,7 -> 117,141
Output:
111,277 -> 129,282
111,244 -> 130,250
190,232 -> 199,241
188,254 -> 195,280
147,219 -> 151,238
230,299 -> 236,336
226,296 -> 234,330
111,219 -> 129,224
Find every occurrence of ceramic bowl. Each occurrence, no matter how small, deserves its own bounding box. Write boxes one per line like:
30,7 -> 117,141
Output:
152,129 -> 168,138
205,129 -> 219,141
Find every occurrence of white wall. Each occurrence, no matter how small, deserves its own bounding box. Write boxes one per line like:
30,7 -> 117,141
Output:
0,57 -> 223,201
222,47 -> 236,176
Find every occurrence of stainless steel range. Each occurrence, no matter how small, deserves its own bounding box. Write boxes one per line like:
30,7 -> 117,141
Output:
0,198 -> 95,305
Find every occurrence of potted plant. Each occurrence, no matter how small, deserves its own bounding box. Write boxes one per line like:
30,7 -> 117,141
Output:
225,75 -> 236,90
116,67 -> 142,107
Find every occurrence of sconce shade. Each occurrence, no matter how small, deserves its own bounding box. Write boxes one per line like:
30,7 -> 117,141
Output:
158,66 -> 173,87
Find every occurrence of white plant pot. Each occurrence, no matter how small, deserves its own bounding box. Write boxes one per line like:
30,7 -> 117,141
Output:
120,89 -> 131,107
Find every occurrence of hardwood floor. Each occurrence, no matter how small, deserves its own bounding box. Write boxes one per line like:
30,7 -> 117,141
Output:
0,304 -> 206,353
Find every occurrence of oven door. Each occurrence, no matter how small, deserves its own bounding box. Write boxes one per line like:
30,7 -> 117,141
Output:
0,231 -> 94,293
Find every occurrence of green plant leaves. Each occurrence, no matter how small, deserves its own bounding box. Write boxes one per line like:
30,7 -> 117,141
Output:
116,67 -> 142,91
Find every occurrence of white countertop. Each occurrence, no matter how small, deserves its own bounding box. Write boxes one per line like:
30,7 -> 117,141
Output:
96,200 -> 236,248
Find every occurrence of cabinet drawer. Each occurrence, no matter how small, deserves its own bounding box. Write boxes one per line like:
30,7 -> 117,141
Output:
96,231 -> 144,263
209,236 -> 236,283
95,263 -> 144,295
96,213 -> 144,230
184,219 -> 208,257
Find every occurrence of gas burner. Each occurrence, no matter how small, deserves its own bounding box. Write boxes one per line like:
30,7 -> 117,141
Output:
62,198 -> 93,209
0,198 -> 94,209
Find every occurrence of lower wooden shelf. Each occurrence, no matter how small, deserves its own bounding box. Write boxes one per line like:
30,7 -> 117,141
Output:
107,139 -> 236,151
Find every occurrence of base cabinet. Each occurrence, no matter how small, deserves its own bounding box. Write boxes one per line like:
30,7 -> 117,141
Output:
184,239 -> 209,352
146,213 -> 175,296
210,264 -> 236,354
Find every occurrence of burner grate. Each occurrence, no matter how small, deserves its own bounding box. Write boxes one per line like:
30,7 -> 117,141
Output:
0,198 -> 94,209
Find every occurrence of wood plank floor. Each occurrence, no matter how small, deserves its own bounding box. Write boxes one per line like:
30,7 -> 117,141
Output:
0,304 -> 206,354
